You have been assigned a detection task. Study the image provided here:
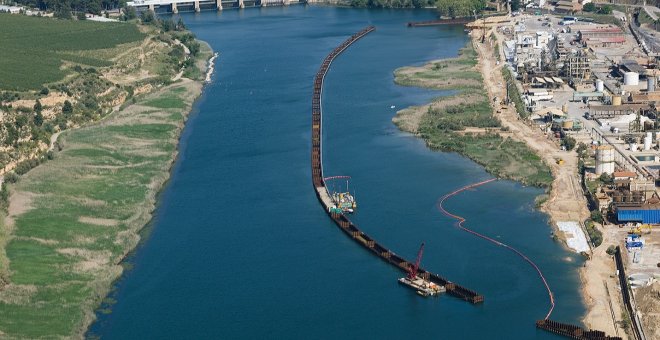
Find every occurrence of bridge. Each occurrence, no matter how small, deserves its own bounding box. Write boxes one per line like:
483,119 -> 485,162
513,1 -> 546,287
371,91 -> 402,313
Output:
127,0 -> 306,13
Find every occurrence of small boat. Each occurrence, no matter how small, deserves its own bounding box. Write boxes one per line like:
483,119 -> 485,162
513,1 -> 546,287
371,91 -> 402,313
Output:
390,105 -> 396,109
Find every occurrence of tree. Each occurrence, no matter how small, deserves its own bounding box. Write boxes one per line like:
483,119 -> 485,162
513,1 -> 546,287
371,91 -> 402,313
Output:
510,0 -> 520,11
33,100 -> 42,113
140,9 -> 155,24
583,2 -> 596,12
599,5 -> 613,15
62,100 -> 73,115
40,87 -> 50,95
123,6 -> 136,20
160,18 -> 175,32
562,136 -> 576,151
34,111 -> 44,127
55,3 -> 72,19
77,11 -> 86,20
599,172 -> 613,185
436,0 -> 486,18
590,210 -> 604,224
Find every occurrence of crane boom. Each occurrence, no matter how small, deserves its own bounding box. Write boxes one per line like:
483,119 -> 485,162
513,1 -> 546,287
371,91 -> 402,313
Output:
408,242 -> 425,279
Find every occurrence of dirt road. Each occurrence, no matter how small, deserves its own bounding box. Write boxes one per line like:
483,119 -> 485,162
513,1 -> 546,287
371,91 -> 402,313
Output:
473,29 -> 626,338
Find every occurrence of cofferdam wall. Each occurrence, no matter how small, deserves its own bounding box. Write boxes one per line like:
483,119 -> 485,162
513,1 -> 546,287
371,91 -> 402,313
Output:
310,25 -> 484,304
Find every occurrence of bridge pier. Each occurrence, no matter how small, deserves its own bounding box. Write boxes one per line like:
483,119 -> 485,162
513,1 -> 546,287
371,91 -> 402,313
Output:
194,0 -> 200,11
171,2 -> 178,13
238,0 -> 244,8
148,4 -> 155,11
216,0 -> 223,10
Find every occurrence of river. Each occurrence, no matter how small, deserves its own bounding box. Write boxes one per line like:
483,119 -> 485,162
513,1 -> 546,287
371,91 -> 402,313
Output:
89,6 -> 585,339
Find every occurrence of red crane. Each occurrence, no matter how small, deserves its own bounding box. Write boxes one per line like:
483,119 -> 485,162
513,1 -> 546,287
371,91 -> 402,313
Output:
407,242 -> 424,280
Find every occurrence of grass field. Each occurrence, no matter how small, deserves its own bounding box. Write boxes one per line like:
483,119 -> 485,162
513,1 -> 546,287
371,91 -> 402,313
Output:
0,14 -> 145,91
393,43 -> 553,187
0,80 -> 202,338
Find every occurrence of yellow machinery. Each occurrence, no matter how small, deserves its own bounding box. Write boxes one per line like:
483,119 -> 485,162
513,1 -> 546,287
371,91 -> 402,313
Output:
629,224 -> 652,235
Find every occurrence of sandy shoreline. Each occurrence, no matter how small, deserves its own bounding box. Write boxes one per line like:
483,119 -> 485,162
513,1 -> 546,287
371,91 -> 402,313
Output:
466,25 -> 627,338
391,18 -> 625,337
206,52 -> 219,83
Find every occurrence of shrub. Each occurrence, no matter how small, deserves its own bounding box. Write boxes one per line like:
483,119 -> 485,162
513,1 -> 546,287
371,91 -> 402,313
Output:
562,136 -> 576,151
606,245 -> 617,255
585,219 -> 603,247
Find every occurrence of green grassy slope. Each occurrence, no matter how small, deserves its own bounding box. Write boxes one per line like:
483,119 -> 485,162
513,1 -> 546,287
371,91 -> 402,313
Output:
0,14 -> 144,90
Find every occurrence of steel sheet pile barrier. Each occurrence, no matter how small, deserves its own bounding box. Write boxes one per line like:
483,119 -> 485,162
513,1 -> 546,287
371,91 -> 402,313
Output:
536,319 -> 622,340
407,18 -> 472,27
310,26 -> 483,304
614,246 -> 645,340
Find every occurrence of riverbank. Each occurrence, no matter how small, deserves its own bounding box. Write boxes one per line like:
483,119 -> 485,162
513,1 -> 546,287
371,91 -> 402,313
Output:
393,21 -> 626,336
0,28 -> 213,339
392,42 -> 553,188
468,26 -> 625,337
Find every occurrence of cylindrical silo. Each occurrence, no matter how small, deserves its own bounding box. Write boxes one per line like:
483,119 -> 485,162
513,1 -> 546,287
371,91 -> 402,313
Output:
624,72 -> 639,86
596,79 -> 604,92
595,145 -> 615,175
644,134 -> 652,150
648,77 -> 656,92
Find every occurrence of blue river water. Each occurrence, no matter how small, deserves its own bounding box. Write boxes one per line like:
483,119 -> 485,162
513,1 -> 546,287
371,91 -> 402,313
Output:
89,6 -> 585,339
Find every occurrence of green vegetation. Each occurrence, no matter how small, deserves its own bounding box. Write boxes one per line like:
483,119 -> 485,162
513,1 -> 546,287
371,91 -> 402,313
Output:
583,3 -> 613,15
0,13 -> 212,338
0,14 -> 145,91
393,43 -> 553,187
562,136 -> 576,151
501,67 -> 528,119
585,220 -> 603,247
349,0 -> 435,8
436,0 -> 486,18
0,83 -> 201,338
606,245 -> 617,255
579,12 -> 623,27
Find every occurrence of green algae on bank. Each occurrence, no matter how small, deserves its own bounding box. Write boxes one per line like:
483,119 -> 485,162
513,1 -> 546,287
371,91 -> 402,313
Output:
393,43 -> 553,188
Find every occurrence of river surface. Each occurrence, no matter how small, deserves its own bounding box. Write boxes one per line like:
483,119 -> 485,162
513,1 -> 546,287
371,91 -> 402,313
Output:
89,6 -> 585,339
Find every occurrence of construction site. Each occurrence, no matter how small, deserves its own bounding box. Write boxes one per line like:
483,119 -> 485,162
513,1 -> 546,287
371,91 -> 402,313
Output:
462,2 -> 660,339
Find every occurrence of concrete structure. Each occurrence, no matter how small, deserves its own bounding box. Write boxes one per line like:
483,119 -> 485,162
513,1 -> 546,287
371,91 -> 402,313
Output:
566,53 -> 591,82
0,5 -> 22,13
555,0 -> 582,13
578,26 -> 625,47
596,145 -> 615,175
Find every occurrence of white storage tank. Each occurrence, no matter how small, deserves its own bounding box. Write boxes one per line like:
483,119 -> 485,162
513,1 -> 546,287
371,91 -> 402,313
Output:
624,72 -> 639,86
596,79 -> 604,92
595,145 -> 615,175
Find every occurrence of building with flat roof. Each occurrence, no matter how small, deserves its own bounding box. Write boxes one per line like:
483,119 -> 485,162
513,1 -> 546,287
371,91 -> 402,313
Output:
555,0 -> 582,13
578,26 -> 625,47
